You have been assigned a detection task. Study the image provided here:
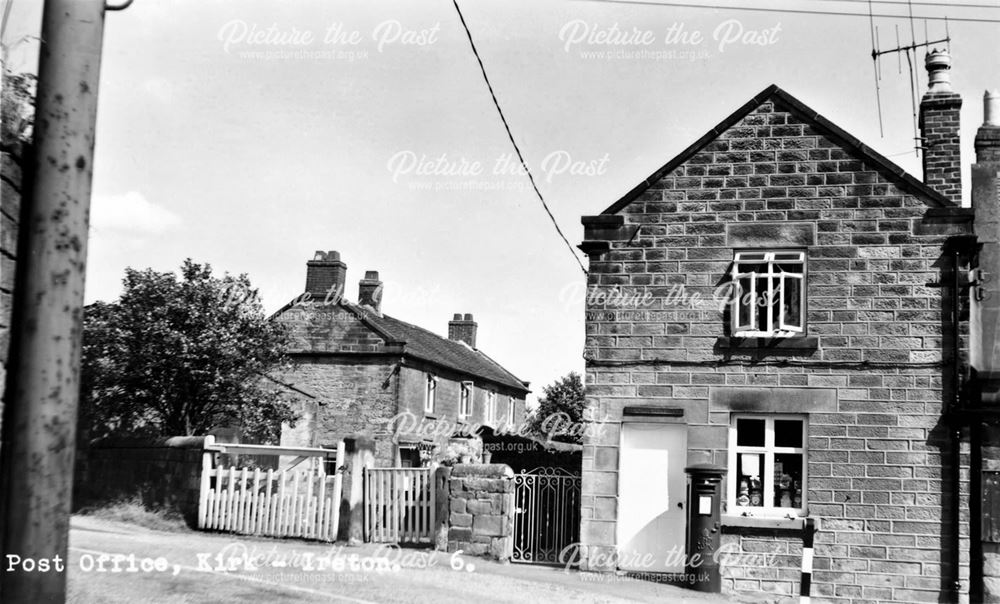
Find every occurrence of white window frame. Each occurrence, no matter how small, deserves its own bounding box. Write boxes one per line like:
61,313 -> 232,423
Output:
727,414 -> 808,517
731,250 -> 805,337
486,391 -> 497,424
424,373 -> 437,414
507,397 -> 516,425
459,381 -> 473,418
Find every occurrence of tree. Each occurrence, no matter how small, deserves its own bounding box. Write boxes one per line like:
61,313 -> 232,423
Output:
1,68 -> 36,149
80,260 -> 297,443
528,372 -> 586,444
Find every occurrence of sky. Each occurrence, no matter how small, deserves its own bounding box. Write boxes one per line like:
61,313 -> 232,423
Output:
4,0 -> 1000,405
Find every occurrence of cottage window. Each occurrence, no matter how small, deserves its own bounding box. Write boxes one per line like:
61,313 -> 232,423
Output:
728,415 -> 807,516
424,373 -> 437,413
460,381 -> 473,418
486,391 -> 497,424
731,251 -> 805,337
507,398 -> 516,425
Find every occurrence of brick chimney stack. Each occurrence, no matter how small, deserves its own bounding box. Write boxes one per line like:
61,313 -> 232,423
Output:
976,90 -> 1000,163
358,271 -> 383,314
448,313 -> 477,348
971,89 -> 1000,377
305,251 -> 346,299
919,49 -> 963,205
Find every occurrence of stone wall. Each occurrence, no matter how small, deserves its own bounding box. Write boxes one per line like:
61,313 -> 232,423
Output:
0,142 -> 24,440
446,464 -> 514,561
579,95 -> 971,603
397,364 -> 524,429
277,358 -> 399,465
74,437 -> 208,525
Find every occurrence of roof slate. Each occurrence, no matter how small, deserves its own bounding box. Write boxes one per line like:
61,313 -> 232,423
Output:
358,308 -> 530,393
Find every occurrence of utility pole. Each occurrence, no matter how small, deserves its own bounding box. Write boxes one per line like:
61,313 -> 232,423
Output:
0,0 -> 124,600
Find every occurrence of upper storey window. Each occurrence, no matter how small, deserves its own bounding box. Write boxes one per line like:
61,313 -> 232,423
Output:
731,251 -> 805,337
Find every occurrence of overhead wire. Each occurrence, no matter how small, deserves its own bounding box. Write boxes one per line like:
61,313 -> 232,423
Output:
574,0 -> 1000,24
451,0 -> 589,276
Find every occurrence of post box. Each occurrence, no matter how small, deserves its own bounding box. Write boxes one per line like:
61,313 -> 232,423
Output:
685,463 -> 727,592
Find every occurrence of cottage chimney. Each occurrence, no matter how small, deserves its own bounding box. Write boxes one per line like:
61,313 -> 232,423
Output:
448,313 -> 477,348
304,251 -> 346,300
358,270 -> 383,313
919,49 -> 963,205
972,89 -> 1000,376
976,90 -> 1000,163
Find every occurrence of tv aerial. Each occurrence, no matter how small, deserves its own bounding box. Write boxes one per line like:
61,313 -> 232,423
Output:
867,0 -> 951,157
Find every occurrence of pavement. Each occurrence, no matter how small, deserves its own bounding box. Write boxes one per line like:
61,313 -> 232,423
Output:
66,516 -> 741,603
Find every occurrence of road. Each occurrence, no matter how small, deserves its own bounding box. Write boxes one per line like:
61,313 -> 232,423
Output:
65,516 -> 738,604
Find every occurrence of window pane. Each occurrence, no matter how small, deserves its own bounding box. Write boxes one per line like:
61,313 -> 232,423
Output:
773,453 -> 803,508
737,277 -> 753,329
773,252 -> 803,262
736,453 -> 764,507
768,276 -> 780,330
782,277 -> 802,329
736,418 -> 765,446
755,277 -> 769,331
774,420 -> 803,447
776,261 -> 803,275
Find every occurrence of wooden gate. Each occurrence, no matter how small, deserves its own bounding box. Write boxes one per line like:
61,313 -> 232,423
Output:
512,467 -> 581,565
198,439 -> 344,541
364,468 -> 435,544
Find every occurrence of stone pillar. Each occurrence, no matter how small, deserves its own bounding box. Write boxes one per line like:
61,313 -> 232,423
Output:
338,435 -> 374,544
434,465 -> 451,551
446,464 -> 514,561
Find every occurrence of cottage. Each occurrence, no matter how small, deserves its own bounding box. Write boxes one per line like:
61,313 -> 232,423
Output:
270,251 -> 530,467
578,51 -> 1000,603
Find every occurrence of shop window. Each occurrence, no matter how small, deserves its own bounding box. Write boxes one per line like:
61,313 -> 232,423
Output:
728,415 -> 807,516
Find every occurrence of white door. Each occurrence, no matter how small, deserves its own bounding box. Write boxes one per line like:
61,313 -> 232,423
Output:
617,422 -> 687,573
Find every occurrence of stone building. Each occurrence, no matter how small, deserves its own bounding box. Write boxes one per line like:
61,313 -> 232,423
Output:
577,51 -> 999,603
271,251 -> 530,467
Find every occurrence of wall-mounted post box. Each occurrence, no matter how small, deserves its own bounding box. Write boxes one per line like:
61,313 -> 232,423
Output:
685,463 -> 727,593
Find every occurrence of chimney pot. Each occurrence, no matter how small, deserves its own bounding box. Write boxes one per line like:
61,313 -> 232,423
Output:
464,313 -> 473,321
986,90 -> 1000,127
453,313 -> 462,321
925,49 -> 953,93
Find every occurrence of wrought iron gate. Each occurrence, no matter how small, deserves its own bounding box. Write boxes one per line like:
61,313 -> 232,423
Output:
512,467 -> 582,565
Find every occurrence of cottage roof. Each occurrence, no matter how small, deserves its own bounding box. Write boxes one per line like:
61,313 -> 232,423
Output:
355,306 -> 531,394
272,299 -> 530,394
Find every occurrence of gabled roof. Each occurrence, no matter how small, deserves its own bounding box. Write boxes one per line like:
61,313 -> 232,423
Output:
273,299 -> 530,394
358,308 -> 530,394
601,84 -> 953,215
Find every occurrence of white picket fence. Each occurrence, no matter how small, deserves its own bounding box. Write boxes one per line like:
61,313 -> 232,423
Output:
197,439 -> 343,541
364,467 -> 435,544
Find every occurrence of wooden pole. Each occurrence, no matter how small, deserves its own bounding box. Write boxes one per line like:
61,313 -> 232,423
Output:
0,0 -> 110,601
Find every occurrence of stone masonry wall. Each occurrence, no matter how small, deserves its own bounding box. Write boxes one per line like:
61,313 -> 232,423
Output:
277,358 -> 399,466
446,464 -> 514,561
0,144 -> 23,441
397,365 -> 525,429
74,437 -> 207,525
581,97 -> 970,604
